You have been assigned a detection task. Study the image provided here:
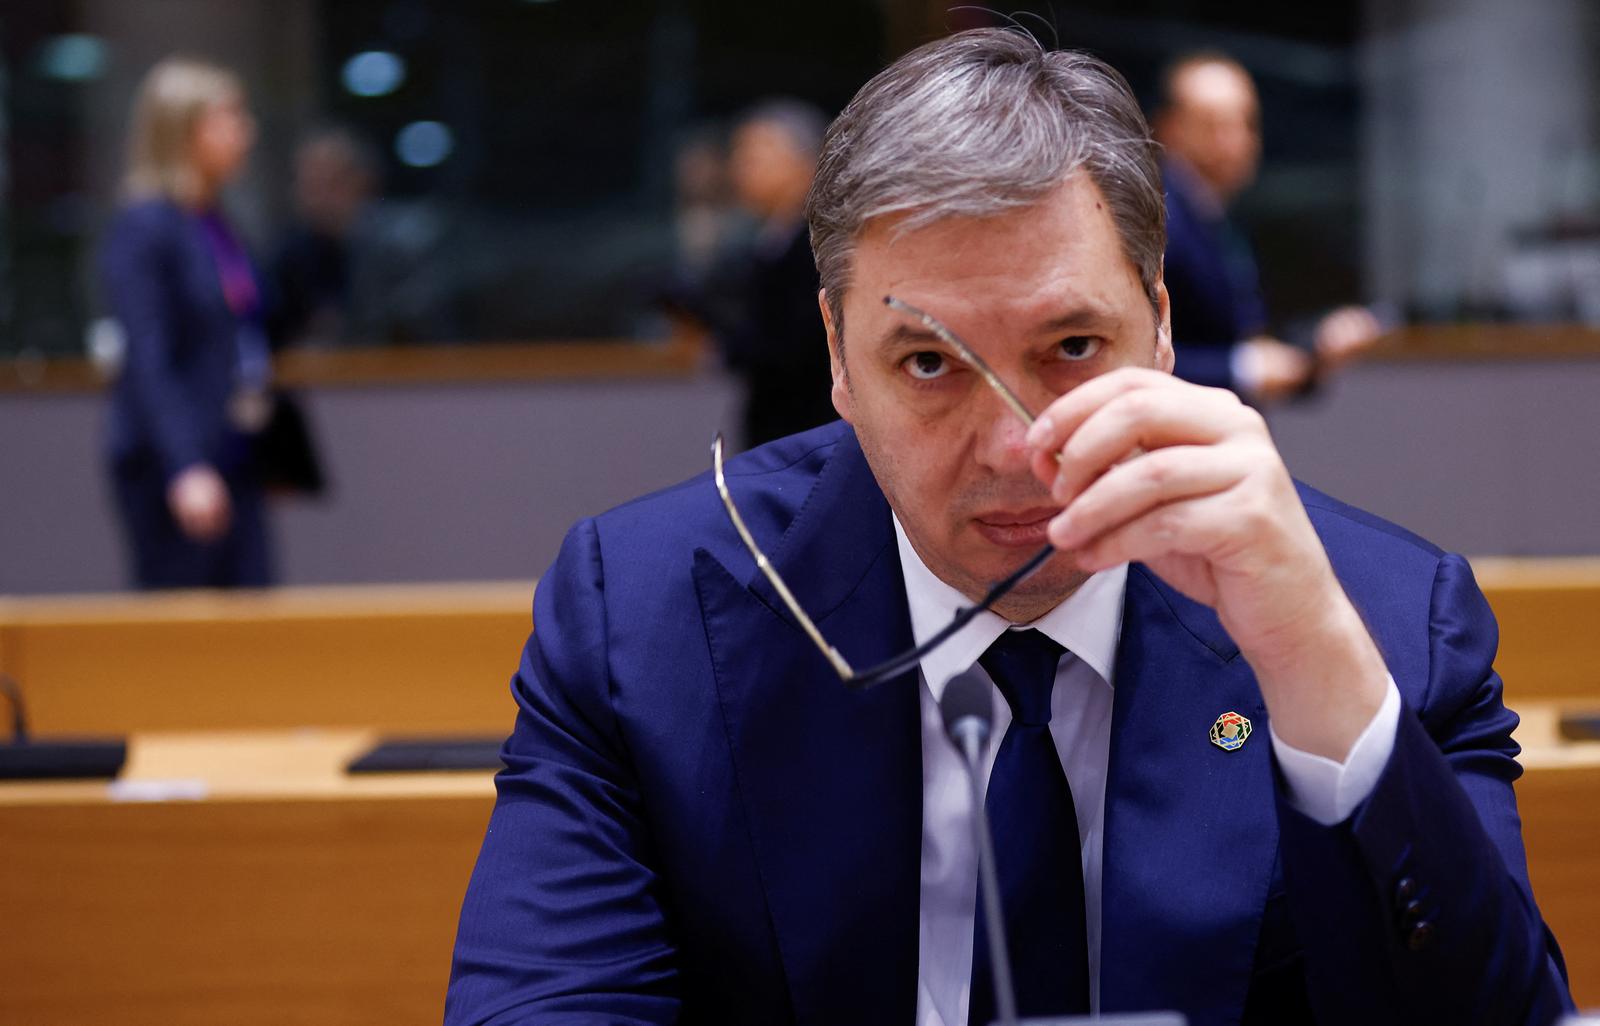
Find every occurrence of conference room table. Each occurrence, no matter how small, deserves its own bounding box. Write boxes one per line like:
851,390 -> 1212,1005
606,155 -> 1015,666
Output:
0,727 -> 494,1025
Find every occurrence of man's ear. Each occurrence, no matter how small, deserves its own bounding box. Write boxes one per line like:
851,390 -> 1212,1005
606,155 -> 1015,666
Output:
1153,272 -> 1175,375
820,288 -> 853,422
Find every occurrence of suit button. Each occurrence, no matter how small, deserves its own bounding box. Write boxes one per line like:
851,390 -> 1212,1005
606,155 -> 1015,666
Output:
1401,899 -> 1424,926
1407,921 -> 1435,951
1395,876 -> 1418,902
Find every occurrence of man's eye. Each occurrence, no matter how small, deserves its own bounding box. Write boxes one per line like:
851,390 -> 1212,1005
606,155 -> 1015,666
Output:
904,351 -> 951,380
1058,336 -> 1103,362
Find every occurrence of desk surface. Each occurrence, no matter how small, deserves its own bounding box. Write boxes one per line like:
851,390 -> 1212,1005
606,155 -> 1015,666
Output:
0,727 -> 496,806
2,560 -> 1595,738
0,582 -> 534,735
0,730 -> 496,1026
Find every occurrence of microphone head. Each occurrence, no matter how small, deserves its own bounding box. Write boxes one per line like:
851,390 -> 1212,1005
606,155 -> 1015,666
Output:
940,668 -> 993,750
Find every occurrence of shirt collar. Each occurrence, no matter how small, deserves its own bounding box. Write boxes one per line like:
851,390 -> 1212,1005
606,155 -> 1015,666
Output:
891,514 -> 1127,703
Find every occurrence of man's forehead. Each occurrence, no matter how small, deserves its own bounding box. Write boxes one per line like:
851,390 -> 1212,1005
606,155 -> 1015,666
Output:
847,177 -> 1130,298
859,174 -> 1100,249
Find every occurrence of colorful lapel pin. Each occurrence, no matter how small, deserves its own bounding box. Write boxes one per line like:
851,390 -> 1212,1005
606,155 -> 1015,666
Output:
1210,710 -> 1253,751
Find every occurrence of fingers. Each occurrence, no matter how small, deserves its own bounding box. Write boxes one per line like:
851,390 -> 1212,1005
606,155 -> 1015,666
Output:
1018,367 -> 1289,579
1045,387 -> 1253,503
1047,445 -> 1241,552
1024,366 -> 1177,456
1024,367 -> 1262,501
1068,488 -> 1241,574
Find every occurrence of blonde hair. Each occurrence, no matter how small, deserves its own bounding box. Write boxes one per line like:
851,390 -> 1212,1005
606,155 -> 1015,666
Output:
122,56 -> 243,205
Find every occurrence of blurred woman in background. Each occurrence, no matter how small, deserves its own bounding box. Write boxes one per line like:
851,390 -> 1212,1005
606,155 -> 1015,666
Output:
100,57 -> 274,588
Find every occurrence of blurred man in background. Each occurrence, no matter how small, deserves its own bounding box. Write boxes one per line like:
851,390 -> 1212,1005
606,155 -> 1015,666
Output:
716,99 -> 836,448
270,126 -> 380,348
1153,52 -> 1382,402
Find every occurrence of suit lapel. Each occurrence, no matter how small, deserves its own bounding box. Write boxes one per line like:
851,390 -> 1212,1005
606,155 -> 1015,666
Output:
694,432 -> 922,1025
1099,566 -> 1280,1024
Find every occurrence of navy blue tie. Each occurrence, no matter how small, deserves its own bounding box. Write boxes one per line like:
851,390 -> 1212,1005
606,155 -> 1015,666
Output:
968,629 -> 1090,1025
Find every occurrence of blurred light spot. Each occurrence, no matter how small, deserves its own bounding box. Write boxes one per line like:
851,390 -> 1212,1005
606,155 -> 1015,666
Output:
88,317 -> 127,376
395,121 -> 454,167
36,34 -> 107,82
342,50 -> 406,97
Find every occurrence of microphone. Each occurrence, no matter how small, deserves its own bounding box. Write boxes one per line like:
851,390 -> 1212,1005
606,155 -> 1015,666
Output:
940,668 -> 1019,1026
941,668 -> 1190,1026
0,673 -> 126,780
941,666 -> 994,764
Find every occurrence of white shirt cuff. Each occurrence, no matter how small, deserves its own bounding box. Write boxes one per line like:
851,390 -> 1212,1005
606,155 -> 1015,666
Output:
1230,342 -> 1262,395
1269,675 -> 1402,826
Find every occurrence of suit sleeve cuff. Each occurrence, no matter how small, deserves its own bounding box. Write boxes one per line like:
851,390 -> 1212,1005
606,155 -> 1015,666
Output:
1270,674 -> 1402,826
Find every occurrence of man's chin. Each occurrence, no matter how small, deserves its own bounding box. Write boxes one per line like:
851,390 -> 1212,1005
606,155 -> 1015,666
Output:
946,545 -> 1089,619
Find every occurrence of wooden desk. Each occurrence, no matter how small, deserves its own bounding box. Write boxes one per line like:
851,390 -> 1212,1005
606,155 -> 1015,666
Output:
0,582 -> 532,735
1512,703 -> 1600,1010
1474,558 -> 1600,703
1,715 -> 1595,1021
1,559 -> 1595,735
0,730 -> 493,1026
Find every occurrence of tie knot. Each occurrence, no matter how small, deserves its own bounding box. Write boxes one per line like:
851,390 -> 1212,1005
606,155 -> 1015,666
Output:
979,629 -> 1065,726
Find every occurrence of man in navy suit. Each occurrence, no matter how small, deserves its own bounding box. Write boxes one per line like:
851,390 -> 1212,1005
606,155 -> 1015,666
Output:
447,30 -> 1570,1026
1153,53 -> 1382,402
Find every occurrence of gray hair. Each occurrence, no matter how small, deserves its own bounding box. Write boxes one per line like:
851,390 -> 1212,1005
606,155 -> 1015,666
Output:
805,29 -> 1165,345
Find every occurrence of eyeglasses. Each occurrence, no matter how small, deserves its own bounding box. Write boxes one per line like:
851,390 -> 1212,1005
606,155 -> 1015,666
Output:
711,295 -> 1057,690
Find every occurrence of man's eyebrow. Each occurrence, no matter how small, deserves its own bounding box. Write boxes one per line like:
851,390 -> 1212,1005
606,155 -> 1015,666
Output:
872,305 -> 1123,352
871,323 -> 944,351
1037,306 -> 1121,332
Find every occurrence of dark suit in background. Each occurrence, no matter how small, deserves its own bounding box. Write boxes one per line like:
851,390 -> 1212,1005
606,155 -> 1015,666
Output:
1162,158 -> 1270,394
100,198 -> 272,588
715,223 -> 836,449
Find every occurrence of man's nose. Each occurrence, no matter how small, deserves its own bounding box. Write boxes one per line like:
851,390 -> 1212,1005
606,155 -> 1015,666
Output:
972,400 -> 1034,474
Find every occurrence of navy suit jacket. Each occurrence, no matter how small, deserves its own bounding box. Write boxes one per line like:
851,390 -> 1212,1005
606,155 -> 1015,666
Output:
102,199 -> 250,481
1162,161 -> 1270,395
447,421 -> 1571,1025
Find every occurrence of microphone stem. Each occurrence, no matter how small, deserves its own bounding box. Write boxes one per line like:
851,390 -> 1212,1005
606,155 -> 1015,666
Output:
0,674 -> 27,744
961,727 -> 1018,1026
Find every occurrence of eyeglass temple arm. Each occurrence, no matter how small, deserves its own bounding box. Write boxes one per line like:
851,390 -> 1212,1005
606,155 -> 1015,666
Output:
713,434 -> 856,680
714,290 -> 1063,687
842,541 -> 1056,690
883,296 -> 1037,428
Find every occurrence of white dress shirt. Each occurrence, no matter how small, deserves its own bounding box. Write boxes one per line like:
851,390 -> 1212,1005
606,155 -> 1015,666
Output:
895,516 -> 1402,1026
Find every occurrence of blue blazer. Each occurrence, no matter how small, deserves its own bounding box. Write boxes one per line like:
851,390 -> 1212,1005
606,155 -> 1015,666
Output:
1162,161 -> 1270,394
101,198 -> 250,480
447,421 -> 1571,1025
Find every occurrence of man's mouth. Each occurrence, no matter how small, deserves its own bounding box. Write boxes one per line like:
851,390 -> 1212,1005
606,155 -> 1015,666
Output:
971,507 -> 1059,548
